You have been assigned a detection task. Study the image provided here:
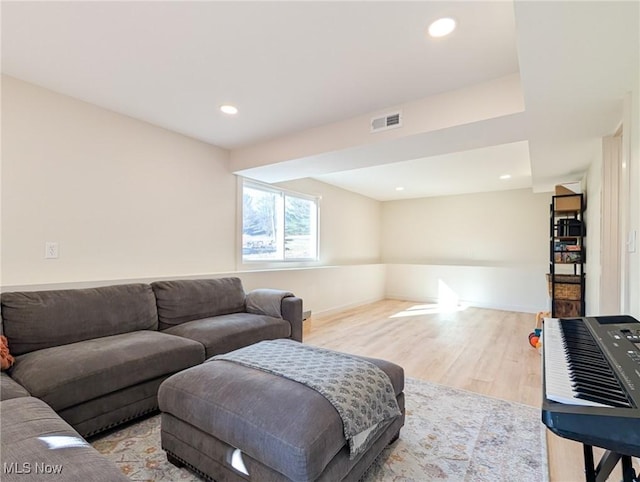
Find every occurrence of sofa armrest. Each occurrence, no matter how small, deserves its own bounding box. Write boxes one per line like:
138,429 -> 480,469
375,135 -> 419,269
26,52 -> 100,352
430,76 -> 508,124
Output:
245,289 -> 304,342
282,296 -> 303,342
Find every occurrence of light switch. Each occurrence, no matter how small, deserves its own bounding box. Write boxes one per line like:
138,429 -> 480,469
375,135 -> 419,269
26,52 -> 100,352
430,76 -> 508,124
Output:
45,242 -> 59,259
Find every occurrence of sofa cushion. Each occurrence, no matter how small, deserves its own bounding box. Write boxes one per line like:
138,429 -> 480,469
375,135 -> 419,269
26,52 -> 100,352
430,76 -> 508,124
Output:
10,331 -> 204,411
152,278 -> 246,330
0,372 -> 30,400
163,313 -> 291,358
1,397 -> 129,482
1,284 -> 158,356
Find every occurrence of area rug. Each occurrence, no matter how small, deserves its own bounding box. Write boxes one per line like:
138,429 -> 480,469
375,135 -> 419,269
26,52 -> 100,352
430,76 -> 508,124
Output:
91,378 -> 548,481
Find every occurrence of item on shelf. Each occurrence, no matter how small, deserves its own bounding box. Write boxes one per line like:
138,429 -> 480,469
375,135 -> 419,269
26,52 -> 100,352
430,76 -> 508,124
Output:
554,184 -> 582,211
553,300 -> 582,317
558,218 -> 584,237
554,252 -> 582,264
546,274 -> 581,300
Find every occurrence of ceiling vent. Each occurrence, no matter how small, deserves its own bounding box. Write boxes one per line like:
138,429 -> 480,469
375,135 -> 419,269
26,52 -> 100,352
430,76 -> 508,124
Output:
370,111 -> 402,133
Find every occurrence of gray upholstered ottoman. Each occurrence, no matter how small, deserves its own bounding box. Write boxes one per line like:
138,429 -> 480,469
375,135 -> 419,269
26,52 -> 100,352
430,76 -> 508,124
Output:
158,341 -> 405,481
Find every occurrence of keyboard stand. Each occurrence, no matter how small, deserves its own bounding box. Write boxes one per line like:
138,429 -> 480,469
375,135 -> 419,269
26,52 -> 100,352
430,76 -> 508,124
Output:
583,445 -> 638,482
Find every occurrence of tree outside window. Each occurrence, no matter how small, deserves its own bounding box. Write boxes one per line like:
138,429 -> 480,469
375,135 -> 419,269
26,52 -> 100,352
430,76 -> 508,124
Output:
242,182 -> 318,262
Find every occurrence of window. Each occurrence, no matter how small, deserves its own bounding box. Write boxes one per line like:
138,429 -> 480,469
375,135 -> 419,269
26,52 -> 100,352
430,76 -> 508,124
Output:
242,180 -> 319,262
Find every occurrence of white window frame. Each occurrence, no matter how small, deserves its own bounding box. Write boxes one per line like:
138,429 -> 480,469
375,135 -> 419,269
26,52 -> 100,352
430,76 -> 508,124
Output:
239,178 -> 320,266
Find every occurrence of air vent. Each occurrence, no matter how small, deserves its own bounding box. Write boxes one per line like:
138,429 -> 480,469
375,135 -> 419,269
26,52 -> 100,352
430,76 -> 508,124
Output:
371,111 -> 402,133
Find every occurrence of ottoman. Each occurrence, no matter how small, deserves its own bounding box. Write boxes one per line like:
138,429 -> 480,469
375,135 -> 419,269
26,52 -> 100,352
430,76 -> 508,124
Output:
158,341 -> 405,481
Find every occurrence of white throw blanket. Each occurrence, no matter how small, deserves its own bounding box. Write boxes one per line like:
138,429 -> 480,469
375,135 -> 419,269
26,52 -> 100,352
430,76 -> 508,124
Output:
214,339 -> 402,459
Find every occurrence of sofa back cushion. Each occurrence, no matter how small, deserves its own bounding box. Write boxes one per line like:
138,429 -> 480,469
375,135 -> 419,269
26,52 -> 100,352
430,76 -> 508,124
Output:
1,284 -> 158,356
151,278 -> 246,330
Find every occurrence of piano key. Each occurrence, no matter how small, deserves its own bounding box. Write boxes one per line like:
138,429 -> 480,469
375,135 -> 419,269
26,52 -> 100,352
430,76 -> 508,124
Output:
575,393 -> 631,408
542,315 -> 640,459
544,318 -> 616,407
572,385 -> 631,405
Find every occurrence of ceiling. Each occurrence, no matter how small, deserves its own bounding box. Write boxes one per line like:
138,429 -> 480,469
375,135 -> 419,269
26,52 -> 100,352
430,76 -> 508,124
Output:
2,1 -> 638,201
319,141 -> 532,202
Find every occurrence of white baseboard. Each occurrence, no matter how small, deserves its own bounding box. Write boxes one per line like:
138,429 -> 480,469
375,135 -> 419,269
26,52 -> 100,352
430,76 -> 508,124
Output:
310,296 -> 385,318
385,293 -> 541,314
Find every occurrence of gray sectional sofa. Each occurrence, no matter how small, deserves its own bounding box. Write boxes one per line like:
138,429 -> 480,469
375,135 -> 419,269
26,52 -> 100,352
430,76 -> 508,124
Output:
0,277 -> 303,481
2,394 -> 130,482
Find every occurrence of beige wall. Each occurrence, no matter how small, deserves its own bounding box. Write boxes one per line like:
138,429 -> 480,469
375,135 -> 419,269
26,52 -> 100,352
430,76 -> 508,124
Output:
1,76 -> 236,286
278,178 -> 381,266
381,189 -> 550,266
0,77 -> 386,315
230,74 -> 524,172
626,86 -> 640,318
381,189 -> 552,312
8,75 -> 616,316
238,264 -> 385,315
584,143 -> 603,315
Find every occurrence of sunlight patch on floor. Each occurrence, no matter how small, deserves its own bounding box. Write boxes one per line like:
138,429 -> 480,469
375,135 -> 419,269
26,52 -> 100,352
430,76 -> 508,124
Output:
389,279 -> 468,317
389,303 -> 468,318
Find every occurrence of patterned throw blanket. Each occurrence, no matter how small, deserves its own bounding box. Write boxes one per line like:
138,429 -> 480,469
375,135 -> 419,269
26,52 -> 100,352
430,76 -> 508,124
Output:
214,339 -> 401,459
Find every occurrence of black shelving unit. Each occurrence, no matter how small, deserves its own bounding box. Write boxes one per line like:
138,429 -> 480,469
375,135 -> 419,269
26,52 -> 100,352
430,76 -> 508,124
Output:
549,193 -> 585,317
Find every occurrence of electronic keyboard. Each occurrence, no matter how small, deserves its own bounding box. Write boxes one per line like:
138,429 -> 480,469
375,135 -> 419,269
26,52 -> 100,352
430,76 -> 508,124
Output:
542,315 -> 640,481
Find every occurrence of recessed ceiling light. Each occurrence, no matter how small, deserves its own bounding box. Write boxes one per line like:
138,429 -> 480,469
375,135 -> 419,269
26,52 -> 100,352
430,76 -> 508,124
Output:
428,17 -> 456,38
499,174 -> 512,180
395,186 -> 405,191
220,104 -> 238,115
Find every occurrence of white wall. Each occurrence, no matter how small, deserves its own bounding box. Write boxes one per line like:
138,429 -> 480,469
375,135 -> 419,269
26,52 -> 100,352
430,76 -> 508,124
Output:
230,74 -> 524,172
584,143 -> 603,315
385,264 -> 548,313
382,189 -> 549,265
277,178 -> 381,266
626,84 -> 640,318
237,264 -> 385,315
1,75 -> 236,286
0,77 -> 386,315
7,75 -> 609,316
381,189 -> 551,312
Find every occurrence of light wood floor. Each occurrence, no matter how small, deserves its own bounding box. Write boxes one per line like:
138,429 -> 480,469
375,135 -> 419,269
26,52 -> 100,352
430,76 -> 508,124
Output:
303,299 -> 638,482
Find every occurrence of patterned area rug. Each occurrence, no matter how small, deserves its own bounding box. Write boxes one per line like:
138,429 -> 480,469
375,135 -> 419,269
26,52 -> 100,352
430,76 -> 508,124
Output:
91,378 -> 548,481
